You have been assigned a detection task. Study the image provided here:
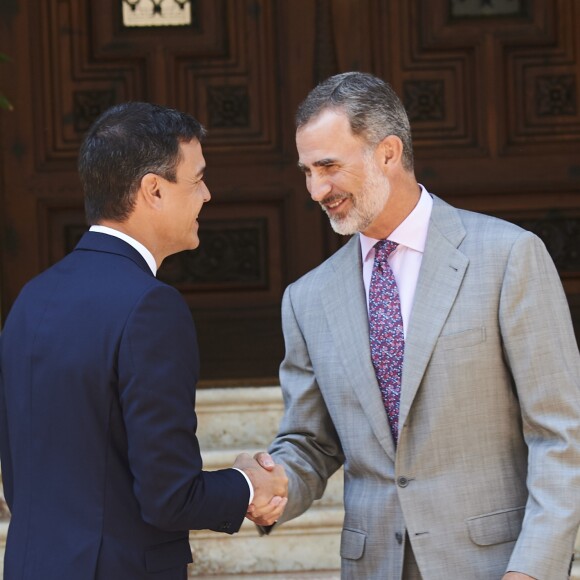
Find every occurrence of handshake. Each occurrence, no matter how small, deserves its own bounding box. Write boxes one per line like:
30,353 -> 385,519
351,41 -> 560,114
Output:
234,452 -> 288,527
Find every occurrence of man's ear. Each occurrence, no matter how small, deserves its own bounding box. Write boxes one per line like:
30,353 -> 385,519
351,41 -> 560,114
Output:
139,173 -> 163,209
377,135 -> 404,169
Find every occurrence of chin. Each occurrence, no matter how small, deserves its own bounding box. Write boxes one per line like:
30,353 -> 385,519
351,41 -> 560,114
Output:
330,224 -> 357,236
329,217 -> 360,236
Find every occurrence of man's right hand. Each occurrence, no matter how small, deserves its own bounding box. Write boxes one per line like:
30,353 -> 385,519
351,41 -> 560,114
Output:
233,452 -> 288,526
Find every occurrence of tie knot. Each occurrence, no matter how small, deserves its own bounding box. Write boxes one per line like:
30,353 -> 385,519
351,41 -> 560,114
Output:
374,240 -> 398,262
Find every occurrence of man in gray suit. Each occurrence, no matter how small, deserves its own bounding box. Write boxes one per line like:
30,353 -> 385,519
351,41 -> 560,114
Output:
249,72 -> 580,579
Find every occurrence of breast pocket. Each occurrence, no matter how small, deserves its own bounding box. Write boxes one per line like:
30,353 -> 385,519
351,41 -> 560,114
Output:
439,326 -> 486,351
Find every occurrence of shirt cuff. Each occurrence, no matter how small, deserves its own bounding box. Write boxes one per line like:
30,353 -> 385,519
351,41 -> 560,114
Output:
233,468 -> 254,505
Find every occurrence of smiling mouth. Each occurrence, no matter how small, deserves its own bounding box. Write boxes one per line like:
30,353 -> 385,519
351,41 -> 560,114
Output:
322,196 -> 349,213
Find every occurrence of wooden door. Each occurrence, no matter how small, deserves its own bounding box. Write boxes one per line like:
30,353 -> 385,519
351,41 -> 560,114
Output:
1,0 -> 578,386
375,0 -> 580,343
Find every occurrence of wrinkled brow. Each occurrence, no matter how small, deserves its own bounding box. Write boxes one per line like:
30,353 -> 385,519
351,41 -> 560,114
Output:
298,158 -> 338,172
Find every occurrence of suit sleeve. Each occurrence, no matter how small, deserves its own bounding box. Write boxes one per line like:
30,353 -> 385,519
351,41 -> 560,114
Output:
499,232 -> 580,578
267,284 -> 344,526
117,284 -> 250,533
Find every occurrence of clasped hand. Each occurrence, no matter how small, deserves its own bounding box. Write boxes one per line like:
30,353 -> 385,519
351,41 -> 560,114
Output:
233,451 -> 288,526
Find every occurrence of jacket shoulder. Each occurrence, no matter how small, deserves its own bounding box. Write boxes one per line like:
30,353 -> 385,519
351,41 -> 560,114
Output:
432,195 -> 537,256
288,235 -> 359,293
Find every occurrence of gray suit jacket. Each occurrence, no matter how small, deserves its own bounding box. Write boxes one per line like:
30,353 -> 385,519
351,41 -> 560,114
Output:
269,195 -> 580,579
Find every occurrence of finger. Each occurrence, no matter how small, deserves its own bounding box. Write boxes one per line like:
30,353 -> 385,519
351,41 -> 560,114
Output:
245,512 -> 275,526
249,514 -> 278,526
254,451 -> 275,470
246,510 -> 283,526
250,496 -> 287,519
250,495 -> 283,514
266,498 -> 287,521
248,498 -> 287,526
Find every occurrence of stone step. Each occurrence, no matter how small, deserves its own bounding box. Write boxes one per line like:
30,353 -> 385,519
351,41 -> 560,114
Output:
195,574 -> 339,579
189,507 -> 342,577
195,386 -> 288,450
194,573 -> 340,579
189,387 -> 342,577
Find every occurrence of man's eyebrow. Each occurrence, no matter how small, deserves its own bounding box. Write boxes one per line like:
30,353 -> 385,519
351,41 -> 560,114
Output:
297,158 -> 338,171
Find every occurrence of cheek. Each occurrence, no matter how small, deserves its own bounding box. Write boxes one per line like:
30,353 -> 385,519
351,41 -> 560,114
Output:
190,196 -> 204,218
331,177 -> 354,194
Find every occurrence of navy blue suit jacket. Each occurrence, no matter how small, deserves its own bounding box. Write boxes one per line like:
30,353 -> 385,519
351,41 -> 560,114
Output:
0,232 -> 249,579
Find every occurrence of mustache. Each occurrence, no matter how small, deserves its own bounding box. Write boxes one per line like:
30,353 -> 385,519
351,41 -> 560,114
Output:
319,192 -> 352,209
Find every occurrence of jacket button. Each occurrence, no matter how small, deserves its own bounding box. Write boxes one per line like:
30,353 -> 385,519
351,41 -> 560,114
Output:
395,532 -> 403,544
397,476 -> 409,488
220,521 -> 231,530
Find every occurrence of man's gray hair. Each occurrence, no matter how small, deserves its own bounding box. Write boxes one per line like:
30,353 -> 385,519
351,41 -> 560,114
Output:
296,72 -> 414,171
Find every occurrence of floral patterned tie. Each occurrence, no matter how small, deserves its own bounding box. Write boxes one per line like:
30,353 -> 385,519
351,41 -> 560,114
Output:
369,240 -> 404,444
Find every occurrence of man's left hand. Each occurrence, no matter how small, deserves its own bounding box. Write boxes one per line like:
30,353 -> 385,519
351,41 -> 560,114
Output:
502,573 -> 537,580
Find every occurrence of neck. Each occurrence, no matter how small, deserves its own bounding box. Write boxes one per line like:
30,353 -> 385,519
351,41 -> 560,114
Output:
363,176 -> 421,239
97,219 -> 164,268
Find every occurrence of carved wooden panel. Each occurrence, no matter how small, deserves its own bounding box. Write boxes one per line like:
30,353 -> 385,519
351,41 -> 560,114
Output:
159,192 -> 288,308
450,0 -> 525,18
371,0 -> 580,195
32,0 -> 280,170
2,0 -> 579,383
1,0 -> 290,381
36,198 -> 87,269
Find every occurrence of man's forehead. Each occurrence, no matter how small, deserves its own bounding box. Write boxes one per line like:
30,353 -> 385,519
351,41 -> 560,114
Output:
297,108 -> 351,136
296,116 -> 365,168
178,139 -> 205,172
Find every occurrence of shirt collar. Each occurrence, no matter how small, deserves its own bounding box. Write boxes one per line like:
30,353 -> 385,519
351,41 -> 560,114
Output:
89,225 -> 158,275
360,185 -> 433,263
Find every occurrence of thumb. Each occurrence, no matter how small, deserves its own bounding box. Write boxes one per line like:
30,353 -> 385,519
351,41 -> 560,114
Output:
254,451 -> 275,470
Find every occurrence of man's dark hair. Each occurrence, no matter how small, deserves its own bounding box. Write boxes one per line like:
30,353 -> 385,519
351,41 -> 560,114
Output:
296,72 -> 414,171
78,102 -> 206,225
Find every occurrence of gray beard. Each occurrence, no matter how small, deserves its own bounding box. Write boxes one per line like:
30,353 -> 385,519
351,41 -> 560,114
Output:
326,176 -> 390,236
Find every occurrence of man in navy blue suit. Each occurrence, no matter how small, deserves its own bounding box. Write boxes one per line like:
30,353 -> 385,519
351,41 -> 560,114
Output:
0,102 -> 287,579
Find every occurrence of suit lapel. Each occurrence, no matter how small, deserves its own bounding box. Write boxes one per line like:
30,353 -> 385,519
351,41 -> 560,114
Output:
321,236 -> 397,460
398,196 -> 469,431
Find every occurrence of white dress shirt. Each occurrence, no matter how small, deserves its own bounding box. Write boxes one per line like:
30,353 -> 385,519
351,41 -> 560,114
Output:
89,225 -> 158,276
88,224 -> 255,504
360,186 -> 433,337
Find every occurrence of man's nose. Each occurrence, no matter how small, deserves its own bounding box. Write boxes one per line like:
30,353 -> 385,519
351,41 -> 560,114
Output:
308,173 -> 332,202
202,181 -> 211,202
